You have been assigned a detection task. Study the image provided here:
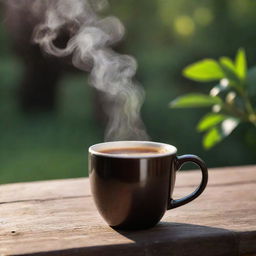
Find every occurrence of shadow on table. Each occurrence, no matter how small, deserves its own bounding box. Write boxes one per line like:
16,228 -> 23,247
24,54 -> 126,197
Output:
30,222 -> 238,256
113,222 -> 238,256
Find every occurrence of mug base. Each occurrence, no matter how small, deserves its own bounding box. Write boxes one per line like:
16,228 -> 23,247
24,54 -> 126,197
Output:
110,221 -> 159,231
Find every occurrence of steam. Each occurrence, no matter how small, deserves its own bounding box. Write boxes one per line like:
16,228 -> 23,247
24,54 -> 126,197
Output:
31,0 -> 148,141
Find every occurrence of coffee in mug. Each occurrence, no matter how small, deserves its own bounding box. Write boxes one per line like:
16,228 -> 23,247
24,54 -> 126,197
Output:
89,141 -> 208,230
99,146 -> 167,155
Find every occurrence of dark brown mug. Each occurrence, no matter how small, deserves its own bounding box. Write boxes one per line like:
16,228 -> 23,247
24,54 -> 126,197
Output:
89,141 -> 208,230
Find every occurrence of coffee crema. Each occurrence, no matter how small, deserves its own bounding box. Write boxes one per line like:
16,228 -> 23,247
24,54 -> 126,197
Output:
99,146 -> 167,155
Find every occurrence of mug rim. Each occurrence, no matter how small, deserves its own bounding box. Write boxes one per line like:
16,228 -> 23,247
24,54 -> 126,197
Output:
89,141 -> 177,159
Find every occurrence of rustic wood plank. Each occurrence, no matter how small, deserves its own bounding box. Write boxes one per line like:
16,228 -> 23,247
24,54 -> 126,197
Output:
0,166 -> 255,255
0,196 -> 238,256
175,165 -> 256,187
0,179 -> 90,203
0,165 -> 255,203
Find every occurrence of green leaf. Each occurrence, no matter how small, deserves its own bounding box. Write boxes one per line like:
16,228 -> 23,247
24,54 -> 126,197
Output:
202,118 -> 240,149
170,94 -> 222,108
235,48 -> 247,80
197,113 -> 227,132
203,127 -> 222,149
183,59 -> 225,82
219,62 -> 240,85
219,57 -> 236,73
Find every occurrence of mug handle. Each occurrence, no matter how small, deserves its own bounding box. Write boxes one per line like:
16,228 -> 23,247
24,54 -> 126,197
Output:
167,154 -> 208,210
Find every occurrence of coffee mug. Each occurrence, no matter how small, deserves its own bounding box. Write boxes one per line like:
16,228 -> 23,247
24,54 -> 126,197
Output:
89,141 -> 208,230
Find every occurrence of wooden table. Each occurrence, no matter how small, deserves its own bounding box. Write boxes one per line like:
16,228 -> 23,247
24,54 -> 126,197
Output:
0,165 -> 255,256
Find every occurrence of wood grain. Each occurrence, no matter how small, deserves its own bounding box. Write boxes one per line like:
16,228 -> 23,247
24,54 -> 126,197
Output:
0,165 -> 255,256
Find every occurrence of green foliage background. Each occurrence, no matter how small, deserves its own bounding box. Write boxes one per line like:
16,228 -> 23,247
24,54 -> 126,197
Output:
1,0 -> 256,184
170,49 -> 256,149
